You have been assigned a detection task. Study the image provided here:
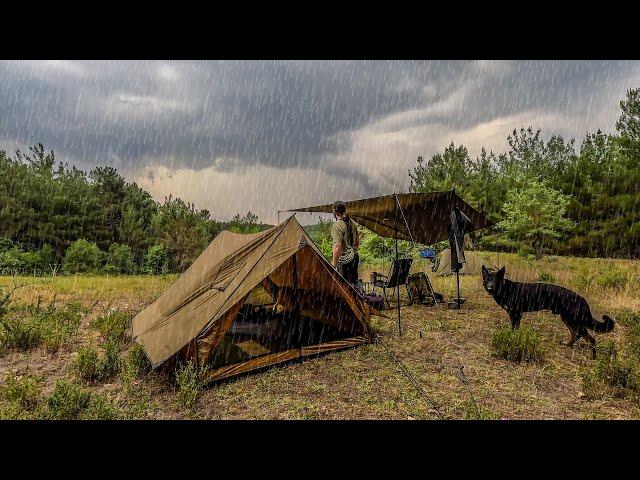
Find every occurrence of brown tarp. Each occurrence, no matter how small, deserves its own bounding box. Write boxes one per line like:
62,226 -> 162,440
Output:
287,190 -> 494,245
132,216 -> 379,372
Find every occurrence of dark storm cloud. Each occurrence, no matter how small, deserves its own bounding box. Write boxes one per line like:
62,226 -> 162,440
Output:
1,60 -> 639,216
0,61 -> 482,169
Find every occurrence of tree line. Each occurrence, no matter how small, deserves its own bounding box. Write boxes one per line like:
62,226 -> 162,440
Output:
408,88 -> 640,259
1,88 -> 638,276
0,146 -> 269,275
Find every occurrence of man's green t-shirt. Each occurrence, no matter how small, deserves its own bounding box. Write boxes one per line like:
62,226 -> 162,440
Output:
331,218 -> 357,264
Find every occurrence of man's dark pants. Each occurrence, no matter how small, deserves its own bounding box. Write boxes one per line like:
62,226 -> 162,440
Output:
338,253 -> 360,284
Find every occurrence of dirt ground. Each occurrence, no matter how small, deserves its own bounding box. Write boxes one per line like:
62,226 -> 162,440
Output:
1,252 -> 639,419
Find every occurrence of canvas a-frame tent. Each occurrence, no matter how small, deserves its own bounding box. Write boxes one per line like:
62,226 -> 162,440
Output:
132,216 -> 379,383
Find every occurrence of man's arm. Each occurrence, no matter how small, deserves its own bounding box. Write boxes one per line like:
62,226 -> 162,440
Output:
331,222 -> 343,268
332,242 -> 343,268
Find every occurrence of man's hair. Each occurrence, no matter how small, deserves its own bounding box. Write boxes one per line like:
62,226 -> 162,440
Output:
333,200 -> 347,215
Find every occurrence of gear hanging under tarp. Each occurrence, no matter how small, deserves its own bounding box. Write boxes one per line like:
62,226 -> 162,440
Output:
448,206 -> 475,273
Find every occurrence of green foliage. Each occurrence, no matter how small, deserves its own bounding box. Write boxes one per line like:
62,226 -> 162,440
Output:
0,244 -> 54,275
0,296 -> 83,353
174,361 -> 209,409
143,244 -> 169,275
91,309 -> 132,346
98,340 -> 122,381
538,272 -> 556,283
491,325 -> 544,363
498,180 -> 574,259
74,346 -> 99,382
460,399 -> 498,420
124,343 -> 152,379
0,145 -> 271,274
1,371 -> 42,411
305,218 -> 333,261
581,341 -> 639,400
104,243 -> 136,274
614,309 -> 640,361
225,211 -> 264,234
596,264 -> 630,290
81,393 -> 119,420
305,219 -> 413,266
74,341 -> 122,384
407,89 -> 640,258
62,239 -> 104,274
45,380 -> 91,419
615,309 -> 640,327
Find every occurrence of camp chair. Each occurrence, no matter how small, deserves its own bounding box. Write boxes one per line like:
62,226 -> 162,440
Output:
364,257 -> 413,309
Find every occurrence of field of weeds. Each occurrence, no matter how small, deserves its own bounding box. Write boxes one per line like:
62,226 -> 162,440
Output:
1,252 -> 639,420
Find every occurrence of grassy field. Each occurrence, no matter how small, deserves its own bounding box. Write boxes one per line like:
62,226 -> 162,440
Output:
1,252 -> 639,419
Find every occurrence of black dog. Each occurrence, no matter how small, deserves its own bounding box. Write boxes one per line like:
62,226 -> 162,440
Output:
481,265 -> 614,358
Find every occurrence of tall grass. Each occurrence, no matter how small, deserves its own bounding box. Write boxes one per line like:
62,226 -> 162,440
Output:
0,293 -> 84,353
491,325 -> 544,363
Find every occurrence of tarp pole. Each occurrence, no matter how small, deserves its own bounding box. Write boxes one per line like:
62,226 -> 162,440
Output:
394,193 -> 401,337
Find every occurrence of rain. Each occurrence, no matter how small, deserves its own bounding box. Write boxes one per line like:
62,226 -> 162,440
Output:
0,60 -> 639,420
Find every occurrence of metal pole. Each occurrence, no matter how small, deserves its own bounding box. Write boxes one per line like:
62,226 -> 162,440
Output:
394,194 -> 401,336
456,269 -> 461,306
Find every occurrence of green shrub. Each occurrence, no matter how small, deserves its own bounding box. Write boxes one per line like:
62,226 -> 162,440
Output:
74,341 -> 121,383
121,389 -> 152,420
0,237 -> 14,252
74,346 -> 99,382
125,343 -> 152,379
581,341 -> 639,399
39,302 -> 84,353
614,308 -> 640,328
20,244 -> 54,275
81,394 -> 119,420
597,265 -> 629,290
143,244 -> 168,275
595,341 -> 638,390
491,325 -> 543,362
104,243 -> 136,275
46,380 -> 91,419
461,399 -> 498,420
91,309 -> 132,346
0,248 -> 25,275
580,369 -> 602,400
615,309 -> 640,361
0,298 -> 83,353
97,340 -> 122,381
538,272 -> 556,283
174,361 -> 209,409
62,239 -> 104,274
0,400 -> 32,419
1,371 -> 42,410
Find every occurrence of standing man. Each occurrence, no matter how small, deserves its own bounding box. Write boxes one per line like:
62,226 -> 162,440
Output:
331,200 -> 360,284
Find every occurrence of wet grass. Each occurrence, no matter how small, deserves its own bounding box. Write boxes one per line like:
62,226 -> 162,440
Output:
0,252 -> 638,419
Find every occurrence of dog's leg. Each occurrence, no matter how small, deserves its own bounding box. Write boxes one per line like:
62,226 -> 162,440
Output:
510,311 -> 522,330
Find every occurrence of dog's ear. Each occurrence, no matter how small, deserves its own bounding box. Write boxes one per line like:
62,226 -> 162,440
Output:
496,266 -> 506,281
481,265 -> 488,276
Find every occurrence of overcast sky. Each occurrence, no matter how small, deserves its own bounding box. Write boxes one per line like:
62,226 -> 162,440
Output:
1,60 -> 639,224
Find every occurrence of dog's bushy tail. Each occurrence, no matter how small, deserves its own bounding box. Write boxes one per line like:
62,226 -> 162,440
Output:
592,314 -> 615,333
